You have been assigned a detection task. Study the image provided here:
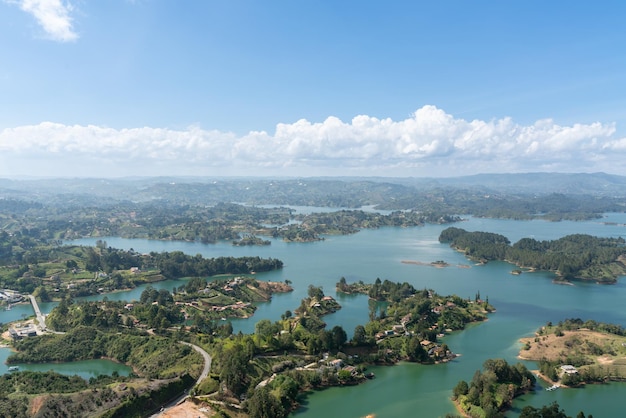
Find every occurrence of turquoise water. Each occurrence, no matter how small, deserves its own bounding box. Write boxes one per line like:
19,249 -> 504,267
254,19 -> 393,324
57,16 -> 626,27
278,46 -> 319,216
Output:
10,213 -> 626,416
0,347 -> 132,380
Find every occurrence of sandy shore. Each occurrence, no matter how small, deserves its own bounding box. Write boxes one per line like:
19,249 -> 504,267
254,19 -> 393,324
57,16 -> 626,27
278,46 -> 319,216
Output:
452,399 -> 471,418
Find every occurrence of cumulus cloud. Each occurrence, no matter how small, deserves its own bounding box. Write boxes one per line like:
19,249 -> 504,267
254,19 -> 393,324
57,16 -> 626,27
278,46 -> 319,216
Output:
0,106 -> 623,177
10,0 -> 78,42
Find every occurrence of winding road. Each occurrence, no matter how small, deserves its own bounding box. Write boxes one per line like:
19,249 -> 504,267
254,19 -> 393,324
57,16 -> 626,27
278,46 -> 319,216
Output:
181,341 -> 212,384
151,341 -> 212,417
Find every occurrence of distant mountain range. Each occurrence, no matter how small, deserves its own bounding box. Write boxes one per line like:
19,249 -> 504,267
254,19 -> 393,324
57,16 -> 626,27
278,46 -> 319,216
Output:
424,172 -> 626,195
1,173 -> 626,209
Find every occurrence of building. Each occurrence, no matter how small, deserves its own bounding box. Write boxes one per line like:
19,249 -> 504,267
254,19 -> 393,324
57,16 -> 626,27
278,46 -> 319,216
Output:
560,365 -> 578,374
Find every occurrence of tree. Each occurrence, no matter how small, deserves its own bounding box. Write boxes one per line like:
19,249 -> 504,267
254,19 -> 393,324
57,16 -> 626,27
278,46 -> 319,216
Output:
246,386 -> 285,418
337,369 -> 352,381
406,336 -> 428,362
452,380 -> 469,399
307,285 -> 324,300
519,402 -> 571,418
337,276 -> 347,292
331,325 -> 347,349
220,345 -> 249,396
255,319 -> 275,340
34,285 -> 50,302
352,325 -> 366,345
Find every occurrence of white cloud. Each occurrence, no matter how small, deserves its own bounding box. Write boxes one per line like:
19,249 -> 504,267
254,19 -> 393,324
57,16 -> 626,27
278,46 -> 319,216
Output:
0,106 -> 622,177
10,0 -> 78,42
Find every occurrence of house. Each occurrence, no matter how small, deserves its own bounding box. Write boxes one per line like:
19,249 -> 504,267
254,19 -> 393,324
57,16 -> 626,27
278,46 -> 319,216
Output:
560,365 -> 578,374
8,328 -> 18,340
432,306 -> 445,314
329,359 -> 343,370
9,324 -> 37,340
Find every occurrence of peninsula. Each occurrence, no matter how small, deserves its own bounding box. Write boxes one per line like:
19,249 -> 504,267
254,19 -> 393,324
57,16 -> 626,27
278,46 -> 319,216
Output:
439,227 -> 626,284
518,318 -> 626,387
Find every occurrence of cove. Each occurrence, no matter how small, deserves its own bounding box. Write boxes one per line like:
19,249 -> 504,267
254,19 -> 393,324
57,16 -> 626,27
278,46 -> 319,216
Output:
59,213 -> 626,417
0,347 -> 132,380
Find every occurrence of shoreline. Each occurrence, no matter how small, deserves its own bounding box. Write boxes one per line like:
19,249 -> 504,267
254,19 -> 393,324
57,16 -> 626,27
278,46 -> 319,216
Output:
452,399 -> 471,418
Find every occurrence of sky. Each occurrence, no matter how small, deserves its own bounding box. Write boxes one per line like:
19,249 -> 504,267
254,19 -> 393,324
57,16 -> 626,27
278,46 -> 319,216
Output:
1,1 -> 625,178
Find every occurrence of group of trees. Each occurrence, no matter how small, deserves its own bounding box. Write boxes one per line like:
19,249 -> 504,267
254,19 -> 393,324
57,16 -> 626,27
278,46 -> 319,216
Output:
368,278 -> 417,302
519,402 -> 593,418
554,318 -> 625,336
453,359 -> 536,418
152,252 -> 283,279
8,325 -> 201,380
440,227 -> 626,282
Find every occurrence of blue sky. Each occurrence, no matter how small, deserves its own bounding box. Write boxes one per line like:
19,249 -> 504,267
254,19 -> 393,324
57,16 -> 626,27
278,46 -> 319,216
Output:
1,1 -> 625,178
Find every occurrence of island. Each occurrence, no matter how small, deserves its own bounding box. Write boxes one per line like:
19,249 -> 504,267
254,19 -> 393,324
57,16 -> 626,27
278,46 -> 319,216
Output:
518,318 -> 626,387
1,276 -> 495,418
451,358 -> 536,418
439,227 -> 626,284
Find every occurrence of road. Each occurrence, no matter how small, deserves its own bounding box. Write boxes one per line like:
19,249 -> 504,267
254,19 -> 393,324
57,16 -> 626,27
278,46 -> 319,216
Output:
27,294 -> 47,331
181,341 -> 212,384
151,341 -> 212,417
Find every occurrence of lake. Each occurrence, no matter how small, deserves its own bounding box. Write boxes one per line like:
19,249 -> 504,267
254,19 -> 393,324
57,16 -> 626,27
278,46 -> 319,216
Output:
9,213 -> 626,417
0,347 -> 132,380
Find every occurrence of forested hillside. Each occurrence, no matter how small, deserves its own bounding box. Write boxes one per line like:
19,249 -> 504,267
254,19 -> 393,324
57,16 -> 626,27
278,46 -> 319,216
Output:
440,227 -> 626,283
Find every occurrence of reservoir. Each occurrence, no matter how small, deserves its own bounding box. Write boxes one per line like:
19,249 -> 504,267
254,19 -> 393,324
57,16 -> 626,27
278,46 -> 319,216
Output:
0,347 -> 132,380
5,213 -> 626,416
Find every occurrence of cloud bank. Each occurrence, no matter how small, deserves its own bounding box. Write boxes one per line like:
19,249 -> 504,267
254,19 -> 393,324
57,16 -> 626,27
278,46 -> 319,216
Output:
0,106 -> 622,177
10,0 -> 77,42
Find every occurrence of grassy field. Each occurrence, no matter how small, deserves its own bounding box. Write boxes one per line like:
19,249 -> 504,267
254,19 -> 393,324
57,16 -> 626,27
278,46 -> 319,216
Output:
519,328 -> 626,378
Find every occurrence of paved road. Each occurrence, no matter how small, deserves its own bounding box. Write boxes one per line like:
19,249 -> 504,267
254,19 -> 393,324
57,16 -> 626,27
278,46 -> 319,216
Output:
181,341 -> 212,384
151,341 -> 212,417
27,295 -> 47,331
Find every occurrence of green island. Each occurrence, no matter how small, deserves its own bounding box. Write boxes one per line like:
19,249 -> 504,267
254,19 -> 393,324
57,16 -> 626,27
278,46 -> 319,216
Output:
2,175 -> 626,417
1,271 -> 494,418
449,318 -> 625,418
519,318 -> 626,387
232,234 -> 271,247
0,238 -> 284,303
5,176 -> 624,249
439,227 -> 626,283
450,360 -> 594,418
451,358 -> 536,418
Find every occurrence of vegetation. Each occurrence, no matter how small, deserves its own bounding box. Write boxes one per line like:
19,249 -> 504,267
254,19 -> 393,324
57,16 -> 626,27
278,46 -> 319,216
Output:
8,326 -> 202,379
452,358 -> 535,418
233,234 -> 271,246
336,276 -> 370,294
0,369 -> 184,418
43,277 -> 291,334
440,227 -> 626,283
520,319 -> 626,386
0,237 -> 283,298
519,402 -> 593,418
3,175 -> 626,417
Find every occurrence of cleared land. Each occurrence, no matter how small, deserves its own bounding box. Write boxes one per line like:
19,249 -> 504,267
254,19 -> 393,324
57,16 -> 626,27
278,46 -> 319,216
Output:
519,329 -> 626,377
